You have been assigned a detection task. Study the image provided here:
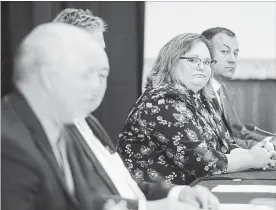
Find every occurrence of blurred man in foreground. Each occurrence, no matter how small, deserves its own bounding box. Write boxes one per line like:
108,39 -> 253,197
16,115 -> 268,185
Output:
1,22 -> 220,210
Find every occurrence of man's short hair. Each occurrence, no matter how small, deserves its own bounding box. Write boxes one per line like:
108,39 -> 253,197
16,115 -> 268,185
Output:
201,27 -> 235,41
53,8 -> 107,32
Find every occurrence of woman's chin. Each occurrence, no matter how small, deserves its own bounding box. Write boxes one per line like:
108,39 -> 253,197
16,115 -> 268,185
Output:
191,80 -> 208,89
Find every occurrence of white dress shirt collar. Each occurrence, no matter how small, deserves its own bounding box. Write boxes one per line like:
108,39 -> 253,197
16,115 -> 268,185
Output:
74,119 -> 146,201
212,78 -> 222,93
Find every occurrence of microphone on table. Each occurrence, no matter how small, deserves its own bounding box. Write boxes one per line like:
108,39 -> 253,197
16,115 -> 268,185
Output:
232,124 -> 266,142
245,124 -> 276,137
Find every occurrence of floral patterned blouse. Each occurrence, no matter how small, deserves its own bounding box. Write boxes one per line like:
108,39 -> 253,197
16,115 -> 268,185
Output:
117,84 -> 238,185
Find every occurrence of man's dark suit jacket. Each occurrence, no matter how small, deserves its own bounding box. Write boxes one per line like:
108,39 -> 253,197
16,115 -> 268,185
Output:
1,91 -> 172,210
218,83 -> 264,148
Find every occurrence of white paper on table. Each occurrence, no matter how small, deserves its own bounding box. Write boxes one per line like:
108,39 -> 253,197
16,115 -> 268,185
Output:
212,185 -> 276,193
220,204 -> 275,210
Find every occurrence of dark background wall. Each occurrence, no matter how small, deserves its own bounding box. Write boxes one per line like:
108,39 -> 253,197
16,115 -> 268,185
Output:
1,1 -> 145,142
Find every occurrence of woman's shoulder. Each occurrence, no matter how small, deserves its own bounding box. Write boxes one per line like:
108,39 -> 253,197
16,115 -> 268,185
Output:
143,85 -> 189,102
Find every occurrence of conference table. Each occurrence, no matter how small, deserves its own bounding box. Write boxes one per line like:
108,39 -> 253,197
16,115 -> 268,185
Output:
190,169 -> 276,209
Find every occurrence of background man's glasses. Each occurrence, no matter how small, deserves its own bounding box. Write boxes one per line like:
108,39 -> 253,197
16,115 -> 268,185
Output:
180,57 -> 217,69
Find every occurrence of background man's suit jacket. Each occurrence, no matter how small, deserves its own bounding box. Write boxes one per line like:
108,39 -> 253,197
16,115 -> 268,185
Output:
220,83 -> 264,148
1,91 -> 172,210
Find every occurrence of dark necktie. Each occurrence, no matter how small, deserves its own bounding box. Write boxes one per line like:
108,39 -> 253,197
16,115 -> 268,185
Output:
213,96 -> 223,117
218,87 -> 226,113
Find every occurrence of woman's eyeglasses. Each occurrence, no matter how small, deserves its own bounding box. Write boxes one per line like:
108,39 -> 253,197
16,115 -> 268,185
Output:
180,57 -> 217,69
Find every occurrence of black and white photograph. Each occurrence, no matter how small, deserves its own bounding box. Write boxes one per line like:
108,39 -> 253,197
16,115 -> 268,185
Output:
1,1 -> 276,210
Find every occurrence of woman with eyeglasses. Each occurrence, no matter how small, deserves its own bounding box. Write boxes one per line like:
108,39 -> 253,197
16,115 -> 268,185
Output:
117,33 -> 275,185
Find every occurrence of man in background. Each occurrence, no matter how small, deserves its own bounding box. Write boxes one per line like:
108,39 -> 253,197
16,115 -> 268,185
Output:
53,8 -> 107,49
202,27 -> 275,149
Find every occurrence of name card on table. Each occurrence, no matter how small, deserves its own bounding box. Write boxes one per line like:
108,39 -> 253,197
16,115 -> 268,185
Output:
212,185 -> 276,193
220,204 -> 274,210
